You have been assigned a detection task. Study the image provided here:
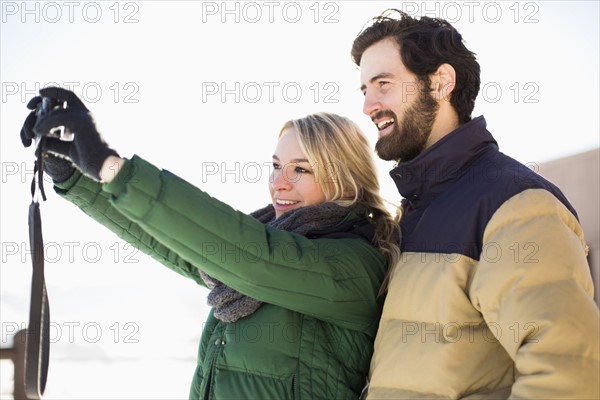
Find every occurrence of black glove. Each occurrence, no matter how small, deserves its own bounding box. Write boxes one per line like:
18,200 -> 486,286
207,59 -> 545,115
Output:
20,95 -> 75,183
30,87 -> 119,181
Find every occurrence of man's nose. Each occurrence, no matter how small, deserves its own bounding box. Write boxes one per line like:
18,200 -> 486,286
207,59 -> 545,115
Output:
363,91 -> 381,117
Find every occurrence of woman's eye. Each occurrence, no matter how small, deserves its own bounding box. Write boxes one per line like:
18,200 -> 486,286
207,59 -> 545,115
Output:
272,162 -> 281,170
295,167 -> 310,174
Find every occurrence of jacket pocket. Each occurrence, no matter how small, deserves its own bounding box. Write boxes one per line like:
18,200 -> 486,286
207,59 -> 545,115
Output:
210,368 -> 297,399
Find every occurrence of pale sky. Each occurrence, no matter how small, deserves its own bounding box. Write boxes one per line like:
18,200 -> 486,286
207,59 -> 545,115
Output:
1,1 -> 599,398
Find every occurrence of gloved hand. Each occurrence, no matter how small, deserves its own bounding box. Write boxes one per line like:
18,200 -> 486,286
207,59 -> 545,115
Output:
26,87 -> 119,181
20,95 -> 75,183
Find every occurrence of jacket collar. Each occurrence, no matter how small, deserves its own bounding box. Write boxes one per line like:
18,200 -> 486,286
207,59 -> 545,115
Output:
390,116 -> 498,209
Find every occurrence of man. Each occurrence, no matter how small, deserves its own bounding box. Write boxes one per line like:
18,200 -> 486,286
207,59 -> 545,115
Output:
352,10 -> 599,399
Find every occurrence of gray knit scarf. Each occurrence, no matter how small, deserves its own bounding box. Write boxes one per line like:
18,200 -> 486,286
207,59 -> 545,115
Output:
199,202 -> 367,323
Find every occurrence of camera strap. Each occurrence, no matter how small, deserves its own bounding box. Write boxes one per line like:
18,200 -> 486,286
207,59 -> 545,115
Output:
24,137 -> 50,399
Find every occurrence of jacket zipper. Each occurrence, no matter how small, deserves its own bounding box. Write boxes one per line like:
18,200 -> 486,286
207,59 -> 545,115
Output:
291,374 -> 297,400
203,338 -> 225,400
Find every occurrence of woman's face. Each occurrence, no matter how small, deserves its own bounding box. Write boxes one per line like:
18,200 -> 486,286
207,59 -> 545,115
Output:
270,127 -> 326,218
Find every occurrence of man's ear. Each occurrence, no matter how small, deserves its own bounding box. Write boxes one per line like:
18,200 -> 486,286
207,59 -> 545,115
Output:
430,63 -> 456,102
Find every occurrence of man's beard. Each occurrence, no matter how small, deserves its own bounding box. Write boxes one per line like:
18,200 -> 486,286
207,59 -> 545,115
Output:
375,84 -> 439,162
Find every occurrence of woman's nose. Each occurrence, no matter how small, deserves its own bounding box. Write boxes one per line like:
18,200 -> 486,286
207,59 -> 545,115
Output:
272,168 -> 293,191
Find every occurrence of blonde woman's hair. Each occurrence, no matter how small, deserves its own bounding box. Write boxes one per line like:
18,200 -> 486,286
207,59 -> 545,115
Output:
280,112 -> 400,295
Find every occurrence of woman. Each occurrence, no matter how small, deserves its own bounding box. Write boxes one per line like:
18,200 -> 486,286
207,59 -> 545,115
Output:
21,87 -> 400,399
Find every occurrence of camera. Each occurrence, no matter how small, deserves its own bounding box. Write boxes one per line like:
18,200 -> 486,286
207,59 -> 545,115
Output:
35,97 -> 74,141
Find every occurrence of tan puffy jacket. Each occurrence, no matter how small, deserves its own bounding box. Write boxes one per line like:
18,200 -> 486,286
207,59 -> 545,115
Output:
367,117 -> 599,399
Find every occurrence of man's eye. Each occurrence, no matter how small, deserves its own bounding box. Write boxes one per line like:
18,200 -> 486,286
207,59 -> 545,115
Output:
379,81 -> 390,87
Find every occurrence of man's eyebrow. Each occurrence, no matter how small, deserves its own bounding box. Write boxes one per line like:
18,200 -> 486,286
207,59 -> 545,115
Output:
272,155 -> 310,163
360,72 -> 396,92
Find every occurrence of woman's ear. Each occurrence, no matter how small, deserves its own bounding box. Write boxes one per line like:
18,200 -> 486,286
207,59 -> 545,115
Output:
430,63 -> 456,102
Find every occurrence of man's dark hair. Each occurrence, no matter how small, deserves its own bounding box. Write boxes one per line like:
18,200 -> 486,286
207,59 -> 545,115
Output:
351,10 -> 480,124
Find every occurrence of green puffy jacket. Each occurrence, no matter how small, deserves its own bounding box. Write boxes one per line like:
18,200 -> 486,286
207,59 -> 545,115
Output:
54,155 -> 387,399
